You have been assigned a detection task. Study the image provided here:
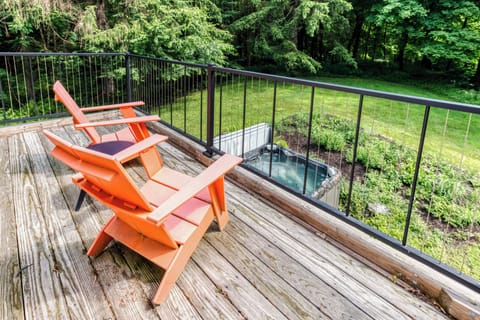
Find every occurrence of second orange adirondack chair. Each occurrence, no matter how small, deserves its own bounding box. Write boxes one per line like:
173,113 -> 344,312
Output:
53,80 -> 168,210
44,130 -> 242,304
53,80 -> 160,144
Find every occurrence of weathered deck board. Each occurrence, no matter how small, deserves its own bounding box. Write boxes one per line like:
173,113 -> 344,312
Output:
0,135 -> 23,320
222,181 -> 450,320
9,133 -> 70,319
235,190 -> 448,320
156,137 -> 449,320
202,229 -> 329,320
23,131 -> 114,320
0,121 -> 455,320
40,127 -> 201,319
208,217 -> 369,320
121,142 -> 247,320
193,241 -> 289,320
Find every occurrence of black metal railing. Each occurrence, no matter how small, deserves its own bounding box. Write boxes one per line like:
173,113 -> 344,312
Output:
1,52 -> 479,291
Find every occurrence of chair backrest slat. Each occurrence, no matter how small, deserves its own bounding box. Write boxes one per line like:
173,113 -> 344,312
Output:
53,81 -> 101,143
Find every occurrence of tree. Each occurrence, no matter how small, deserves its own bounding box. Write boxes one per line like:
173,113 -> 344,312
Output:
0,0 -> 78,51
225,0 -> 353,74
76,0 -> 234,66
420,0 -> 480,76
368,0 -> 427,70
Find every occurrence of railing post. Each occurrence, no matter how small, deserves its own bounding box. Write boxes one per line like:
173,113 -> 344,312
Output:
203,63 -> 215,157
0,74 -> 5,121
125,52 -> 132,101
402,105 -> 431,245
346,94 -> 364,216
302,87 -> 315,195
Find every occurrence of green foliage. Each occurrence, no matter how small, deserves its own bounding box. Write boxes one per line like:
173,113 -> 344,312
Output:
0,0 -> 77,51
278,112 -> 480,229
420,0 -> 480,71
224,0 -> 352,74
77,0 -> 234,66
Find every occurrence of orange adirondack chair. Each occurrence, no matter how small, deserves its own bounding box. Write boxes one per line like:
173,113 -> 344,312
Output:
44,130 -> 242,304
53,80 -> 160,144
54,80 -> 168,210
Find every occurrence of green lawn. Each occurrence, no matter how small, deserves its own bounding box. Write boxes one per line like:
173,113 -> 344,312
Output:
165,75 -> 480,170
161,75 -> 480,281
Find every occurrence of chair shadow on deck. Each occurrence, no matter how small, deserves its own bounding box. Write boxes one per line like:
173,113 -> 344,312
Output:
43,130 -> 242,304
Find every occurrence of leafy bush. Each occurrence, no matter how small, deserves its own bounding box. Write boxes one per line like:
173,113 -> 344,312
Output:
279,112 -> 480,229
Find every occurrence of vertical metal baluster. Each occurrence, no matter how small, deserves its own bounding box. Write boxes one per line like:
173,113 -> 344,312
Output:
77,56 -> 83,106
241,76 -> 247,158
183,65 -> 187,133
82,56 -> 88,105
269,80 -> 278,178
21,56 -> 30,117
402,105 -> 431,246
89,56 -> 94,105
5,57 -> 14,119
302,87 -> 315,195
43,57 -> 52,113
0,69 -> 5,121
218,74 -> 223,151
199,68 -> 204,141
35,57 -> 44,115
169,63 -> 173,125
28,57 -> 37,116
204,63 -> 215,157
346,94 -> 364,216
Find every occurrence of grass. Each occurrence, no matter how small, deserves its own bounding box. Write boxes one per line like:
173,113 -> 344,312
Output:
164,75 -> 480,170
278,112 -> 480,281
160,75 -> 480,281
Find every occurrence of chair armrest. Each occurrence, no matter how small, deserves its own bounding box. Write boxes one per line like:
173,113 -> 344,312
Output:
80,101 -> 145,112
147,154 -> 242,224
74,115 -> 160,128
113,134 -> 168,163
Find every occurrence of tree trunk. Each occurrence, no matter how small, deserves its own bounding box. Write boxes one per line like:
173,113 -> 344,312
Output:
96,0 -> 109,30
349,14 -> 365,59
397,30 -> 408,71
471,59 -> 480,89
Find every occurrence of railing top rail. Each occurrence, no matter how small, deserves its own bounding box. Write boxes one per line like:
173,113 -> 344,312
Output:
0,52 -> 124,58
213,66 -> 480,114
128,53 -> 207,68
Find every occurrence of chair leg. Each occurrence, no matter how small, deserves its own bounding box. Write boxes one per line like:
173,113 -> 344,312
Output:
87,216 -> 116,257
152,211 -> 213,304
74,190 -> 87,211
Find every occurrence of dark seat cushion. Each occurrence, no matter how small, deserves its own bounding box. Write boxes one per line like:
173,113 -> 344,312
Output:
87,140 -> 134,155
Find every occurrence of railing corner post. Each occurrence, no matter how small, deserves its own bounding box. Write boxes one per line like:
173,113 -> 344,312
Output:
125,52 -> 132,102
203,63 -> 216,157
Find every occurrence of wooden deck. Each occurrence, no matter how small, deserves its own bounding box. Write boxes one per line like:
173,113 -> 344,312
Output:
0,120 -> 455,319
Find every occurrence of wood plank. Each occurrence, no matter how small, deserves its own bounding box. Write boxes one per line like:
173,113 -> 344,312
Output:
40,128 -> 164,319
175,260 -> 245,320
147,120 -> 480,316
212,217 -> 370,320
24,131 -> 115,319
0,135 -> 23,320
225,185 -> 450,320
8,133 -> 71,319
227,194 -> 435,320
203,229 -> 331,320
118,249 -> 202,320
192,241 -> 289,320
153,146 -> 428,319
125,151 -> 245,319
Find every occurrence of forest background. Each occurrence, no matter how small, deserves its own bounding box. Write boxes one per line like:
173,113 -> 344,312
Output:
1,0 -> 480,92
